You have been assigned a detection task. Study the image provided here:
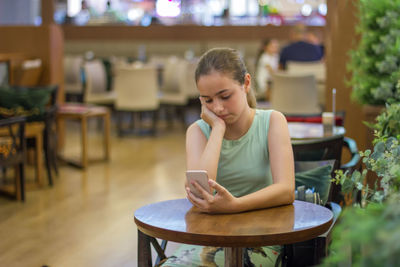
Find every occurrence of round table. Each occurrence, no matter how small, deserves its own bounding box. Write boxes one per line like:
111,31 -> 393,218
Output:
134,198 -> 333,267
288,122 -> 345,139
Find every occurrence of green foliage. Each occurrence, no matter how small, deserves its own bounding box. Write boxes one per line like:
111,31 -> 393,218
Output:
323,194 -> 400,266
324,104 -> 400,266
368,103 -> 400,141
347,0 -> 400,105
333,135 -> 400,206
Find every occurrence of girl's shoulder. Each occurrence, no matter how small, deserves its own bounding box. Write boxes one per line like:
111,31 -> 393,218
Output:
255,109 -> 286,127
188,119 -> 210,139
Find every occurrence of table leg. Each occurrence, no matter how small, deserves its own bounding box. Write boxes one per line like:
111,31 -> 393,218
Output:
103,112 -> 110,161
138,230 -> 152,267
224,247 -> 244,267
81,117 -> 88,169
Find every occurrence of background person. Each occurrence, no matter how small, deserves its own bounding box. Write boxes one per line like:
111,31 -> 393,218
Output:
279,24 -> 323,69
255,39 -> 280,100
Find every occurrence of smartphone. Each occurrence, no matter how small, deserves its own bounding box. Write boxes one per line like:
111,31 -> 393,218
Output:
186,170 -> 211,199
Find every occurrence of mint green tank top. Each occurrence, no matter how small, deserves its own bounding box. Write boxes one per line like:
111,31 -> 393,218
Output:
196,109 -> 273,198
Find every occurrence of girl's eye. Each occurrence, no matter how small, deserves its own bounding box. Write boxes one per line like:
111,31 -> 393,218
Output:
221,95 -> 231,100
205,99 -> 212,103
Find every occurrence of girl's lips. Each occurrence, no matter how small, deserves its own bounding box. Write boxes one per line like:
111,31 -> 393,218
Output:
218,114 -> 229,119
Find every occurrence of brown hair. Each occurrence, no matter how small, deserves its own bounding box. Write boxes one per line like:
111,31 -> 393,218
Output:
195,48 -> 257,108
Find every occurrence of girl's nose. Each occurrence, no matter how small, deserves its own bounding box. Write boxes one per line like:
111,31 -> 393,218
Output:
212,99 -> 224,114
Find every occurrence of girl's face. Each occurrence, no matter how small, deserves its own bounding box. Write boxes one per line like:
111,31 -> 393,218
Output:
197,71 -> 250,124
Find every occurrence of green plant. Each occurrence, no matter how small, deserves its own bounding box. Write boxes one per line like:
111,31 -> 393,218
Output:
347,0 -> 400,105
334,134 -> 400,206
333,103 -> 400,205
323,193 -> 400,266
367,103 -> 400,141
323,103 -> 400,266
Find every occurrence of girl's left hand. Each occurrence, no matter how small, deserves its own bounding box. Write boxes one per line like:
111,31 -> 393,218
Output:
186,179 -> 239,214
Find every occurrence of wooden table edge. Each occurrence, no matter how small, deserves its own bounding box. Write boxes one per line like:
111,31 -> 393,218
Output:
134,210 -> 333,247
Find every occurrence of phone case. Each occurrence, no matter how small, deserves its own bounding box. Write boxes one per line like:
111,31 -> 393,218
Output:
186,170 -> 210,199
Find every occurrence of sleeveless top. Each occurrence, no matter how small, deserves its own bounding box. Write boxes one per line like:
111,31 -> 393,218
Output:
196,109 -> 273,197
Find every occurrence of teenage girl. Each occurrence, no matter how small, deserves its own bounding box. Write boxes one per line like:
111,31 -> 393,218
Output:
162,47 -> 294,266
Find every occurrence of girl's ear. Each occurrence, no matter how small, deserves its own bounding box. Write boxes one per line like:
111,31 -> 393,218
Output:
244,73 -> 251,93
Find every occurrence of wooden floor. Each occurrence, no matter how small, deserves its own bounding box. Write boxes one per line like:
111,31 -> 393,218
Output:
0,121 -> 188,267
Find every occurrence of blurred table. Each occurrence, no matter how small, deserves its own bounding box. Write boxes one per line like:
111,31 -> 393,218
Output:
134,198 -> 333,267
288,122 -> 345,140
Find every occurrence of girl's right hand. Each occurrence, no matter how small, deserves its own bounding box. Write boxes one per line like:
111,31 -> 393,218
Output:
200,98 -> 226,131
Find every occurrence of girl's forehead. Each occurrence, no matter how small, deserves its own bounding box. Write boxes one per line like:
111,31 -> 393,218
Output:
199,70 -> 234,81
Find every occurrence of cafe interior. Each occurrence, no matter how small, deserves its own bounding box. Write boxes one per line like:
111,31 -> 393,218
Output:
1,0 -> 399,266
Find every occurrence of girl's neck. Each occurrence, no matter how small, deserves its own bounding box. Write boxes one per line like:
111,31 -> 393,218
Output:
224,107 -> 255,140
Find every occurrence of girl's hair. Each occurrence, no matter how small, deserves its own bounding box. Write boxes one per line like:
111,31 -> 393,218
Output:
195,48 -> 257,108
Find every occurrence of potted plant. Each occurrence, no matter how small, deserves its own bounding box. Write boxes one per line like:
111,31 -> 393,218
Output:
322,103 -> 400,266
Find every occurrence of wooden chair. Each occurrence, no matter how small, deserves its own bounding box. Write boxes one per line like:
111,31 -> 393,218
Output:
21,85 -> 59,186
0,116 -> 26,201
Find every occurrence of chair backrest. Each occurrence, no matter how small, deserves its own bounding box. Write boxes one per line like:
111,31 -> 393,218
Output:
286,61 -> 326,108
270,72 -> 321,115
64,55 -> 83,94
113,66 -> 159,111
13,59 -> 43,87
158,56 -> 189,105
161,56 -> 185,94
286,61 -> 326,82
292,135 -> 344,203
292,135 -> 343,167
182,58 -> 199,99
82,59 -> 108,100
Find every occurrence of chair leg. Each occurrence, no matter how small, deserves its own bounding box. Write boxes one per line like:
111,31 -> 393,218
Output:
43,129 -> 53,186
19,163 -> 25,201
151,110 -> 159,136
117,111 -> 124,137
44,145 -> 53,186
49,123 -> 59,176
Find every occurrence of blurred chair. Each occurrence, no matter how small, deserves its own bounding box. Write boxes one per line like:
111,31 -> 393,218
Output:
113,65 -> 160,136
159,57 -> 189,126
37,85 -> 59,186
64,55 -> 84,102
12,59 -> 43,87
286,61 -> 326,109
82,59 -> 116,106
0,85 -> 59,186
0,116 -> 26,201
288,134 -> 360,266
270,72 -> 321,115
183,58 -> 200,100
284,158 -> 340,266
292,135 -> 360,204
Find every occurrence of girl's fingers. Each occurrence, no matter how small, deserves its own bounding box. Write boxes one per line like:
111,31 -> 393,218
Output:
208,179 -> 228,195
192,181 -> 213,202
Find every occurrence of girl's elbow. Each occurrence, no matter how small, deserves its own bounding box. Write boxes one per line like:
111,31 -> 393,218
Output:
284,185 -> 295,204
286,190 -> 295,204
